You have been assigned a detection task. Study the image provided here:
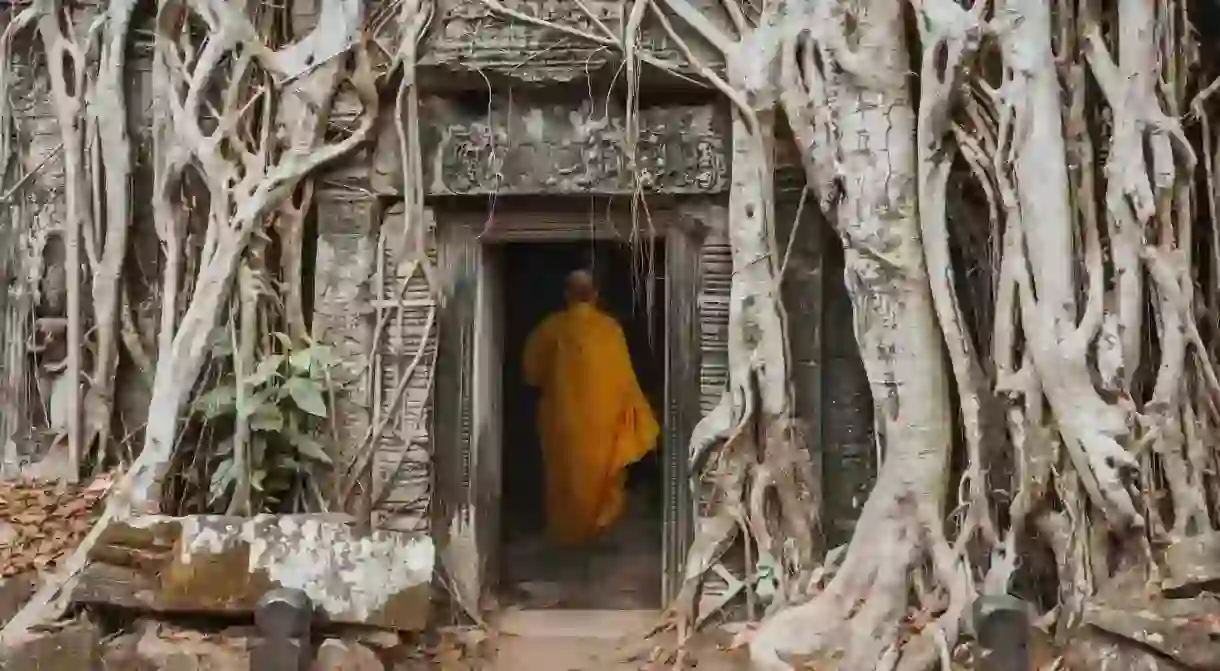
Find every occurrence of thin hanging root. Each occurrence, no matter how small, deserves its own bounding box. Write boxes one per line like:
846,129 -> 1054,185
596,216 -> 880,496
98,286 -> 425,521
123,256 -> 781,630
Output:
226,263 -> 257,516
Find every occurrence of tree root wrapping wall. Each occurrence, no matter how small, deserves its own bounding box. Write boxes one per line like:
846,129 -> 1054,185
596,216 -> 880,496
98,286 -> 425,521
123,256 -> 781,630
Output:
4,0 -> 1220,668
0,0 -> 438,645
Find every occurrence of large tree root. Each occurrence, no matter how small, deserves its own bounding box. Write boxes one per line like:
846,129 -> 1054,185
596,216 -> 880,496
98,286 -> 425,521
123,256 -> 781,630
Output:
751,477 -> 960,670
0,0 -> 378,644
751,0 -> 959,667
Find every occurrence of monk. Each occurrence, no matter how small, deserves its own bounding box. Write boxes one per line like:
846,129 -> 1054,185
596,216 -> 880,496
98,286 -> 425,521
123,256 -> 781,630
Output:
523,269 -> 659,548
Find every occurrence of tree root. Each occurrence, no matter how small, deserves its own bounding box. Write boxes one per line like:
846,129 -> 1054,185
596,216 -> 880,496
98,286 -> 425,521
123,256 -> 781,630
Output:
0,0 -> 379,643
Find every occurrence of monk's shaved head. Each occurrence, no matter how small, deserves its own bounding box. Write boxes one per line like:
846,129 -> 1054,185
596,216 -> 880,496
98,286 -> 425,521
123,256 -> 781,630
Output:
566,269 -> 597,304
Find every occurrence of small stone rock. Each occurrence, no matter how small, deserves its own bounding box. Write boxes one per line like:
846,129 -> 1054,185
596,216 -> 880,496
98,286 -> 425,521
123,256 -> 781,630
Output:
1064,628 -> 1190,671
101,620 -> 252,671
1162,531 -> 1220,597
0,573 -> 35,627
312,639 -> 384,671
345,628 -> 402,650
0,618 -> 100,671
1082,594 -> 1220,670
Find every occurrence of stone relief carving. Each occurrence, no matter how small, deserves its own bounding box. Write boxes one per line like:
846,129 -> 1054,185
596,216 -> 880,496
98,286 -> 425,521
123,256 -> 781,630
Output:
420,96 -> 727,195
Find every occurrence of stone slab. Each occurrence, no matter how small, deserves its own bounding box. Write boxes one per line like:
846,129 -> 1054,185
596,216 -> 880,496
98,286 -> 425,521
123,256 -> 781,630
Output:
0,618 -> 100,671
1162,531 -> 1220,597
494,609 -> 658,640
0,573 -> 34,627
311,639 -> 383,671
73,514 -> 434,631
416,96 -> 727,196
100,620 -> 254,671
1082,594 -> 1220,669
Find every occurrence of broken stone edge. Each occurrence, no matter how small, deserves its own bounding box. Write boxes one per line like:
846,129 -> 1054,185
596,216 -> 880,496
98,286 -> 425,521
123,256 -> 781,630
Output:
70,513 -> 433,631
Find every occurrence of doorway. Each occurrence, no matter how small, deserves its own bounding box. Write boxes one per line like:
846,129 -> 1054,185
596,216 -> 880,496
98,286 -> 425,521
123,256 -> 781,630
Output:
497,240 -> 666,609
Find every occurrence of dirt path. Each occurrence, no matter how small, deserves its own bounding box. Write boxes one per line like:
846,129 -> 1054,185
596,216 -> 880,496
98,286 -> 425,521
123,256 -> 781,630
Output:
485,610 -> 749,671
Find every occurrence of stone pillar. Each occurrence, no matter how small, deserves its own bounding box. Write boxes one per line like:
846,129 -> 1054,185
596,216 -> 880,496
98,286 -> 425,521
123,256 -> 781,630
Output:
253,588 -> 313,671
972,594 -> 1032,671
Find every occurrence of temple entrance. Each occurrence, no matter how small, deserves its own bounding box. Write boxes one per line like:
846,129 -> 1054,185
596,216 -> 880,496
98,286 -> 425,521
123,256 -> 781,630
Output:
432,204 -> 697,614
496,240 -> 666,609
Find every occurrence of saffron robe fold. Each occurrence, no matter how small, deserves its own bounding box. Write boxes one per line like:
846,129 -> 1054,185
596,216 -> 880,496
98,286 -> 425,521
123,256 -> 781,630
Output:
523,302 -> 659,546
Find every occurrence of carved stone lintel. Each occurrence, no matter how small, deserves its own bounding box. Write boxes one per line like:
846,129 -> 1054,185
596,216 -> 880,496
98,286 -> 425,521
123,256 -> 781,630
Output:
416,95 -> 727,196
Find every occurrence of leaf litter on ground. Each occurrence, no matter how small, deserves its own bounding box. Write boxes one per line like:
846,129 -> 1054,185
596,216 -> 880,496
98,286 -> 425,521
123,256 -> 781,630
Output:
0,473 -> 113,578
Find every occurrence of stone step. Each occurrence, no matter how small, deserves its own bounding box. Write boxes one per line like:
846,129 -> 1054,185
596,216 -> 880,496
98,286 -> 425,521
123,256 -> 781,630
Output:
489,610 -> 658,671
495,609 -> 659,640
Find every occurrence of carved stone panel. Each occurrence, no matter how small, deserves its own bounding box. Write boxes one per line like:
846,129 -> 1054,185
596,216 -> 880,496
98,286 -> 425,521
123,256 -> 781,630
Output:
419,96 -> 728,196
368,205 -> 436,533
311,195 -> 436,533
423,0 -> 624,83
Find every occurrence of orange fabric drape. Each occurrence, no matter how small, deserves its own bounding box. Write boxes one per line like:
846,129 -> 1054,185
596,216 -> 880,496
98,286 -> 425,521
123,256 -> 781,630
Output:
523,302 -> 659,546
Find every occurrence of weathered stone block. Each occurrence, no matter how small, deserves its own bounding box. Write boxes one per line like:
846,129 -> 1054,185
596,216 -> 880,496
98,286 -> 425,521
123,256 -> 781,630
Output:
418,96 -> 727,196
73,515 -> 434,631
1081,594 -> 1220,670
312,639 -> 384,671
1063,629 -> 1191,671
1162,531 -> 1220,597
100,621 -> 253,671
0,573 -> 34,627
0,618 -> 99,671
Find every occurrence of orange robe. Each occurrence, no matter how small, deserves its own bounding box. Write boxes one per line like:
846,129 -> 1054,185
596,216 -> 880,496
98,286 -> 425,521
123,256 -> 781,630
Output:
523,302 -> 659,546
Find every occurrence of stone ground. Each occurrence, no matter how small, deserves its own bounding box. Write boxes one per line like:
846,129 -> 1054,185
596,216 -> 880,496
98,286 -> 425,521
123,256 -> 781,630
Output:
0,611 -> 748,670
487,610 -> 748,671
498,494 -> 662,611
485,489 -> 741,669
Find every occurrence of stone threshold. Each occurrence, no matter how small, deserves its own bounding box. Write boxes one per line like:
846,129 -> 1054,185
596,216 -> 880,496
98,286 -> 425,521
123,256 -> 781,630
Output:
494,609 -> 660,640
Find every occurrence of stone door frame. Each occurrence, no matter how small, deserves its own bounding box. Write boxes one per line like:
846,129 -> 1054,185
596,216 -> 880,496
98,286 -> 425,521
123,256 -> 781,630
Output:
431,200 -> 700,607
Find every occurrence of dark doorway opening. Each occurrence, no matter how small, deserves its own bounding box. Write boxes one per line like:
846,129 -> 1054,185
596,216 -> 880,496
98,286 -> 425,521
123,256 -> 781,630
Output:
498,240 -> 666,609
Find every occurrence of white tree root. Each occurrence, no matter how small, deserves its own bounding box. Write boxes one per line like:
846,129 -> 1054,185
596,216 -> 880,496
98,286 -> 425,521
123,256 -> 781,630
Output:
644,0 -> 817,632
752,1 -> 956,667
6,0 -> 1220,667
34,0 -> 89,480
84,0 -> 139,469
0,0 -> 378,643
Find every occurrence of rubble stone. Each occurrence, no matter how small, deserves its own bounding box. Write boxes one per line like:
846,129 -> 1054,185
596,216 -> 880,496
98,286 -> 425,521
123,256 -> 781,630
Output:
1081,593 -> 1220,670
73,514 -> 433,631
1063,629 -> 1191,671
100,621 -> 252,671
0,617 -> 100,671
1161,531 -> 1220,597
312,639 -> 384,671
0,573 -> 34,626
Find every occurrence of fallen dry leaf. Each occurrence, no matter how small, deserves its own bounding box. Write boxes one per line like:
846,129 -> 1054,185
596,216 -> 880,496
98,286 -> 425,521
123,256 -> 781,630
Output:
0,473 -> 113,578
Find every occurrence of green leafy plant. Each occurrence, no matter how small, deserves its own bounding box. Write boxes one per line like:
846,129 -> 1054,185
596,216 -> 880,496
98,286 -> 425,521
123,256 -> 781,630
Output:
192,334 -> 338,513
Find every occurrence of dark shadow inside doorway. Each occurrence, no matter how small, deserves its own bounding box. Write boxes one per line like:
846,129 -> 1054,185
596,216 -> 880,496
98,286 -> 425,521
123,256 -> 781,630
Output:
498,240 -> 665,610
